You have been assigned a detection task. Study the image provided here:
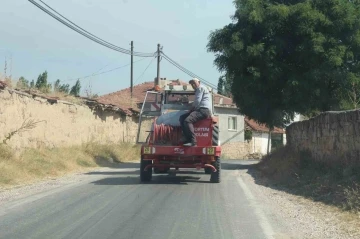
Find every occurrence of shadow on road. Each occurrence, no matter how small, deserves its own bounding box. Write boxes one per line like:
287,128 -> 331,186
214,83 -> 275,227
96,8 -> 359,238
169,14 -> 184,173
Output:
86,169 -> 206,176
221,162 -> 258,170
88,160 -> 261,185
93,160 -> 140,169
86,170 -> 140,175
91,174 -> 211,185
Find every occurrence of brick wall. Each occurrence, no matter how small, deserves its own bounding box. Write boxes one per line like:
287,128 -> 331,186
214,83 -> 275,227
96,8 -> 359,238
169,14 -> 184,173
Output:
286,110 -> 360,165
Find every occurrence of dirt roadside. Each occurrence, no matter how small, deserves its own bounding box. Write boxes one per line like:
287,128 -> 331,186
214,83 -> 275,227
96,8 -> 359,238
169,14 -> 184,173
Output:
239,169 -> 360,239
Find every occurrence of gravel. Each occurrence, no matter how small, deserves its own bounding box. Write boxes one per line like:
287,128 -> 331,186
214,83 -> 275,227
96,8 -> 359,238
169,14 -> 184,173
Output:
239,169 -> 360,239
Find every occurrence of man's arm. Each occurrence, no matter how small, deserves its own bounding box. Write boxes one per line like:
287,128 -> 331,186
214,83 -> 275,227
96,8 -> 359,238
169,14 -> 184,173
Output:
192,87 -> 204,109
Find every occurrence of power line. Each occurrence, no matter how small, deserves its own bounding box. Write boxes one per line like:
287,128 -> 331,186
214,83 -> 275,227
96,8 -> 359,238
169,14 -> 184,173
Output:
63,58 -> 146,82
134,57 -> 156,84
28,0 -> 156,57
29,0 -> 217,89
161,52 -> 217,89
37,0 -> 150,56
161,52 -> 217,88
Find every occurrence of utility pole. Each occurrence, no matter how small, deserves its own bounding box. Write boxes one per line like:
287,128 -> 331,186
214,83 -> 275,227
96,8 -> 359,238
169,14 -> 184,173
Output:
130,41 -> 134,98
9,55 -> 12,81
4,56 -> 7,80
156,43 -> 161,86
267,129 -> 272,155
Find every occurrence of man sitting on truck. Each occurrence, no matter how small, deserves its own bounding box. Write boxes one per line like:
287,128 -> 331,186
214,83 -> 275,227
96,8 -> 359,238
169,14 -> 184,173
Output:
179,78 -> 212,146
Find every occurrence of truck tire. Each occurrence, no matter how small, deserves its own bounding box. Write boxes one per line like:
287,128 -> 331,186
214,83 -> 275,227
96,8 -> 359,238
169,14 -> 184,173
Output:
204,167 -> 212,174
210,157 -> 221,183
212,125 -> 219,146
208,125 -> 219,174
140,157 -> 152,182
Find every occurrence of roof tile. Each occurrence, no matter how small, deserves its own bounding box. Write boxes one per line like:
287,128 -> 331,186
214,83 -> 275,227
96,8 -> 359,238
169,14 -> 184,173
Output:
245,117 -> 285,134
98,79 -> 236,114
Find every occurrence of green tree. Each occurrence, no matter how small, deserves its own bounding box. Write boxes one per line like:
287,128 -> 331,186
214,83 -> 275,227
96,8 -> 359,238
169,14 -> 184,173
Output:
35,71 -> 51,93
221,74 -> 232,97
217,76 -> 224,95
16,76 -> 29,89
217,75 -> 232,97
340,75 -> 360,109
59,84 -> 70,94
208,0 -> 360,127
54,79 -> 61,92
30,80 -> 35,88
53,79 -> 70,94
70,79 -> 81,97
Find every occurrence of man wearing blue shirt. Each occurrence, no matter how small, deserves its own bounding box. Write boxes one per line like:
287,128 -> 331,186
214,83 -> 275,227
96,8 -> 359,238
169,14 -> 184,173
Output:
179,78 -> 212,146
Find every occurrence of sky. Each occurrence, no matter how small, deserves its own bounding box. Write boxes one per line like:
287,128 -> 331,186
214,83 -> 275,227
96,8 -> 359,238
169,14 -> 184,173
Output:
0,0 -> 235,96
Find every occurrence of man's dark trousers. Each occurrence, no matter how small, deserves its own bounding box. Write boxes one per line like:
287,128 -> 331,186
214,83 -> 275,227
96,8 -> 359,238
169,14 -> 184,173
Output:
179,108 -> 211,144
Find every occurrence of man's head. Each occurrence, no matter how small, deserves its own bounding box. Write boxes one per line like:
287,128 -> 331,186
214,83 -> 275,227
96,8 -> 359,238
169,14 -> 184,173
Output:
189,78 -> 200,90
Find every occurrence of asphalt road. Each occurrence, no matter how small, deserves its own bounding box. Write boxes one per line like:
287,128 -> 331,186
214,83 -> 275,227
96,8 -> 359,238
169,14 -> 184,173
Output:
0,160 -> 280,239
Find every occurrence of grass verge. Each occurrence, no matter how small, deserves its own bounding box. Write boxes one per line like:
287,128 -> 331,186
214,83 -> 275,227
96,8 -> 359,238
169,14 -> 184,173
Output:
0,142 -> 140,189
256,146 -> 360,214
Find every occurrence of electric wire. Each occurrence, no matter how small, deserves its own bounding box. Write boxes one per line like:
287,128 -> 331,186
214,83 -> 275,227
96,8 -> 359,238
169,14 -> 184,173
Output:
63,58 -> 146,82
161,52 -> 217,89
29,0 -> 216,89
161,52 -> 217,88
29,0 -> 156,57
134,57 -> 156,84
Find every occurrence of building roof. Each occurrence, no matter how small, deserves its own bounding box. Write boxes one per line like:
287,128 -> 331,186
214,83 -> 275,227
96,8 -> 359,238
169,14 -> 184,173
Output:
97,79 -> 236,115
245,117 -> 285,134
97,81 -> 154,115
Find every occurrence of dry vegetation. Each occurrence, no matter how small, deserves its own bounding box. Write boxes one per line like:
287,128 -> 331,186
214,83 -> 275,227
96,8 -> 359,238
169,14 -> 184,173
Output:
45,90 -> 84,104
1,77 -> 141,189
2,77 -> 85,105
256,146 -> 360,214
0,142 -> 140,189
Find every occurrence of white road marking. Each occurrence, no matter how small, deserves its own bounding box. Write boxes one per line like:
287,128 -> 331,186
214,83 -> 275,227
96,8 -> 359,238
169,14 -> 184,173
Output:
236,175 -> 275,239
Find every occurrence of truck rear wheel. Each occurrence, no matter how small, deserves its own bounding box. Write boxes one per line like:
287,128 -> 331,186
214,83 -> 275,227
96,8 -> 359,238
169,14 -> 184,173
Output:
210,157 -> 221,183
209,125 -> 219,174
204,167 -> 212,174
140,157 -> 152,182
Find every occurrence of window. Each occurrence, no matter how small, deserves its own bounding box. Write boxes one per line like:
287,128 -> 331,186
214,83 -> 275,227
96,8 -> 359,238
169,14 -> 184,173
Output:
228,116 -> 237,130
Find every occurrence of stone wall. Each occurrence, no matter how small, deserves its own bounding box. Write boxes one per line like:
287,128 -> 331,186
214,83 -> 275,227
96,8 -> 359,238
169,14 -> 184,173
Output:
286,110 -> 360,165
221,141 -> 252,159
0,89 -> 141,151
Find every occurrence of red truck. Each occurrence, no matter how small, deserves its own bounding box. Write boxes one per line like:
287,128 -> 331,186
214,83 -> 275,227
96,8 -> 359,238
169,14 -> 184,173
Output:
136,82 -> 221,183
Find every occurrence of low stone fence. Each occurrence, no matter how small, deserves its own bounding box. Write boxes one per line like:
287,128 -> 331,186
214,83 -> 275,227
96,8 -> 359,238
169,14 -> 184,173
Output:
286,110 -> 360,166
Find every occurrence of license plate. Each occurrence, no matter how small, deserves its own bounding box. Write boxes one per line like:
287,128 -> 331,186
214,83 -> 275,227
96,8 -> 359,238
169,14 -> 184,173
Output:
207,148 -> 215,155
144,147 -> 151,154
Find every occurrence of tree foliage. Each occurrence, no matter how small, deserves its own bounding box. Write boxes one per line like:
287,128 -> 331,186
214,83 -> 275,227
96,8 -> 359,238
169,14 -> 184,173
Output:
35,71 -> 51,93
217,75 -> 232,97
54,79 -> 70,94
208,0 -> 360,127
70,79 -> 81,97
16,76 -> 29,89
14,72 -> 81,97
217,76 -> 224,95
